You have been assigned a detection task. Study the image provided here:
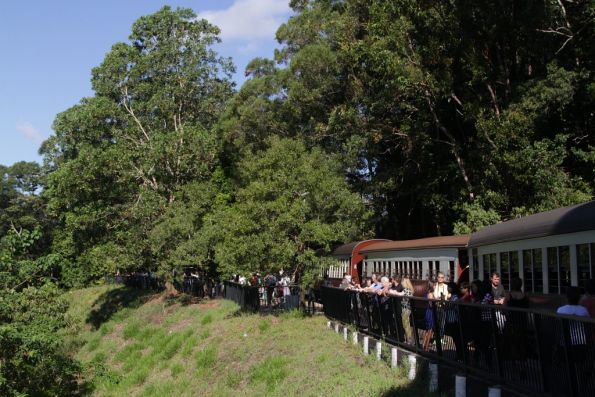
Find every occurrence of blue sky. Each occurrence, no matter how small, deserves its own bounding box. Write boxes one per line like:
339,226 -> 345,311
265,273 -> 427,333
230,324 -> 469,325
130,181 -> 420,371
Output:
0,0 -> 292,166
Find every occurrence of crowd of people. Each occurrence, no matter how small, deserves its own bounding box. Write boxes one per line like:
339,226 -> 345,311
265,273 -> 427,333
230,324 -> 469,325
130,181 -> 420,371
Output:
337,270 -> 595,355
230,270 -> 296,307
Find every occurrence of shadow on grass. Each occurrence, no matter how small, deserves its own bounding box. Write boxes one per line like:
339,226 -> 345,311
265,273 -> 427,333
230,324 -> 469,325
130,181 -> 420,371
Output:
86,286 -> 157,330
379,371 -> 437,397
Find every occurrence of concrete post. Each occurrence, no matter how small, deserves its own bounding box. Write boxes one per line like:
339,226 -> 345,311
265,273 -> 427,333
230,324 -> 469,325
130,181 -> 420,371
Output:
352,331 -> 358,345
488,386 -> 501,397
391,347 -> 398,368
343,327 -> 348,341
363,336 -> 369,355
327,321 -> 331,329
407,355 -> 417,381
455,375 -> 466,397
376,341 -> 382,361
334,323 -> 339,333
429,363 -> 439,393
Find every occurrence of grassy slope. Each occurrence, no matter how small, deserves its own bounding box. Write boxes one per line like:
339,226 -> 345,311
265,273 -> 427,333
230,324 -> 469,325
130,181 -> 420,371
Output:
63,285 -> 423,397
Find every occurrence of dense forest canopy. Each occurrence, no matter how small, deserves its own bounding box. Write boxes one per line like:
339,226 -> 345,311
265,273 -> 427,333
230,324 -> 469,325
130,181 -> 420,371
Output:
1,2 -> 593,392
1,1 -> 593,286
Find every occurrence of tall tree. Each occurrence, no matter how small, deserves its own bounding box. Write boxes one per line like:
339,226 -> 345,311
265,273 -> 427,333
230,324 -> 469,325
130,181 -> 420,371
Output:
41,6 -> 235,285
203,137 -> 370,280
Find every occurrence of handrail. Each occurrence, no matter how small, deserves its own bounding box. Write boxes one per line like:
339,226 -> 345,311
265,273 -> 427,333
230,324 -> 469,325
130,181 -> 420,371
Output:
320,286 -> 595,397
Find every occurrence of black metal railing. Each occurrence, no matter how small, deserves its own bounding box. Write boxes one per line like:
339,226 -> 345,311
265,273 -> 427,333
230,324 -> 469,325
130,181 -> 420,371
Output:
223,281 -> 302,312
319,286 -> 595,397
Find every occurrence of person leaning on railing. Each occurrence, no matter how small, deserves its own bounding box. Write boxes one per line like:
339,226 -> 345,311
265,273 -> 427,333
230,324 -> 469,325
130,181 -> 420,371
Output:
579,279 -> 595,318
383,277 -> 414,344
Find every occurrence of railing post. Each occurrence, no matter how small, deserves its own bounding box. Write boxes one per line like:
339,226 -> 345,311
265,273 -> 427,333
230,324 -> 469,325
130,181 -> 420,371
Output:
407,355 -> 417,380
343,326 -> 348,341
376,341 -> 382,361
352,331 -> 358,345
429,362 -> 439,393
455,374 -> 466,397
363,336 -> 369,355
391,347 -> 398,368
487,385 -> 501,397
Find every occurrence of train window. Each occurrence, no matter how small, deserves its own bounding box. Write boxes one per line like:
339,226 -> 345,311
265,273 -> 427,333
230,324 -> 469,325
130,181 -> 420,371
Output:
472,248 -> 479,280
483,253 -> 497,280
449,261 -> 455,281
523,250 -> 533,292
428,261 -> 433,279
547,247 -> 559,294
510,251 -> 519,281
408,261 -> 413,278
533,249 -> 543,292
559,246 -> 570,293
501,252 -> 510,290
577,243 -> 592,289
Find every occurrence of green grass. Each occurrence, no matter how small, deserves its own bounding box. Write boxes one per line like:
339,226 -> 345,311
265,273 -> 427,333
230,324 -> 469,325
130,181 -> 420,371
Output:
64,285 -> 424,396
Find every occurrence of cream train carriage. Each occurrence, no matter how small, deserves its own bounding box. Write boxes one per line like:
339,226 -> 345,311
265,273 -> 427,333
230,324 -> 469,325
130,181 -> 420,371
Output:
359,235 -> 470,283
468,200 -> 595,297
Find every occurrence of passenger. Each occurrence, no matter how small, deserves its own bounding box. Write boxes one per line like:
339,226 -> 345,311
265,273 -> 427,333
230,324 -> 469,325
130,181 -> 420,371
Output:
434,271 -> 450,300
579,279 -> 595,318
422,282 -> 435,351
339,273 -> 352,290
557,286 -> 589,317
502,278 -> 530,368
490,272 -> 506,305
444,282 -> 464,361
507,277 -> 529,308
473,280 -> 495,368
557,286 -> 589,365
264,273 -> 277,307
379,276 -> 396,336
400,277 -> 414,344
459,281 -> 472,302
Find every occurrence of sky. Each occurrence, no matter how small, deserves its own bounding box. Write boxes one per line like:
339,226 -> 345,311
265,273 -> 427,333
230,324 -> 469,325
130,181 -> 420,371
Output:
0,0 -> 292,166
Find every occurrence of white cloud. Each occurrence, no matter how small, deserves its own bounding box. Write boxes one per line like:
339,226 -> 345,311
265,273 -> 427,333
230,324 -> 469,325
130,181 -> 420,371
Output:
200,0 -> 291,42
16,121 -> 43,143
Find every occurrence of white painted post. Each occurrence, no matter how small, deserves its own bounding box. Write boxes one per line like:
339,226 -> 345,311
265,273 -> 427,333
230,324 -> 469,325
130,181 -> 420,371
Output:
327,321 -> 332,329
334,323 -> 339,333
343,327 -> 348,341
407,355 -> 417,381
429,363 -> 439,393
391,347 -> 398,368
363,336 -> 369,355
376,341 -> 382,361
455,375 -> 466,397
352,331 -> 358,345
488,386 -> 501,397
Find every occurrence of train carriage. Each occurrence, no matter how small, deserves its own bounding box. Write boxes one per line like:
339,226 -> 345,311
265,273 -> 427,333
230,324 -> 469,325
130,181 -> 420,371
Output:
359,235 -> 470,284
329,239 -> 390,285
468,199 -> 595,306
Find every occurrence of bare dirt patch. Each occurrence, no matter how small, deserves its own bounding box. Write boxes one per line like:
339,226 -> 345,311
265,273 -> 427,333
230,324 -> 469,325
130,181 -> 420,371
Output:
169,317 -> 194,332
198,299 -> 220,310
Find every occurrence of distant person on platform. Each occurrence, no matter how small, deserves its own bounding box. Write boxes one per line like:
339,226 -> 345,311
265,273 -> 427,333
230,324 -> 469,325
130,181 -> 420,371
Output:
490,272 -> 506,305
434,271 -> 450,300
340,273 -> 353,289
557,286 -> 589,317
579,279 -> 595,318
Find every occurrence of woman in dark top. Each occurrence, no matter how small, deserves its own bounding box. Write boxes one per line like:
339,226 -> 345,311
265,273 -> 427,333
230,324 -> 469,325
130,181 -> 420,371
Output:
507,277 -> 529,308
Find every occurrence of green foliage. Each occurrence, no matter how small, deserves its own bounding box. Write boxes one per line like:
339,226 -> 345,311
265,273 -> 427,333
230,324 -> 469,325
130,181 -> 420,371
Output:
40,6 -> 235,285
0,284 -> 80,397
205,137 -> 370,279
